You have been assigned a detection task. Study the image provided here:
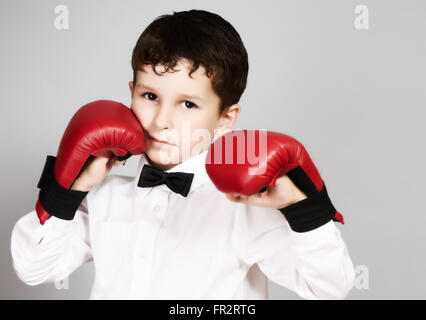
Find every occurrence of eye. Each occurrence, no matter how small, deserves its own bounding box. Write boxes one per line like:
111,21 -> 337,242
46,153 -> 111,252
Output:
182,101 -> 197,109
142,92 -> 158,101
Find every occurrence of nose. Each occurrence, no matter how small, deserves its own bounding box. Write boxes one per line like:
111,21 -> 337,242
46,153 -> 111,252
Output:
152,103 -> 174,130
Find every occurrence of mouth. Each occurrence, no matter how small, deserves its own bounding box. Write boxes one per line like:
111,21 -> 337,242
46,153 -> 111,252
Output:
146,132 -> 176,146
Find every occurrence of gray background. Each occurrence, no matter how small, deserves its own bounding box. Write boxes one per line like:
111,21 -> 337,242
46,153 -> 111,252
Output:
1,0 -> 425,299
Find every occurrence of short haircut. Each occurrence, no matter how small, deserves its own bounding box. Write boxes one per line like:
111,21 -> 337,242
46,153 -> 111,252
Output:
131,10 -> 249,115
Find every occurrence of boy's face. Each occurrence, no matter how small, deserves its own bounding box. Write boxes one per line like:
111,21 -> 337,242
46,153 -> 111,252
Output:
129,58 -> 239,170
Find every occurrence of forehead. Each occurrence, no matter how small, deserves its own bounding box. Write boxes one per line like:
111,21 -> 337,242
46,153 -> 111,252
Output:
136,59 -> 214,96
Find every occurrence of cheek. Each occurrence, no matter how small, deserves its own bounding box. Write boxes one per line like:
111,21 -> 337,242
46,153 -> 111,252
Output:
184,114 -> 218,148
131,101 -> 152,129
193,112 -> 219,136
189,109 -> 217,130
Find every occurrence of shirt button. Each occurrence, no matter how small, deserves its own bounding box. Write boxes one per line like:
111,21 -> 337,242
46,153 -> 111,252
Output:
153,205 -> 161,212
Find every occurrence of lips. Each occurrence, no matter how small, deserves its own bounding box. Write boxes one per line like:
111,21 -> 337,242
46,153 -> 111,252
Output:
146,132 -> 176,146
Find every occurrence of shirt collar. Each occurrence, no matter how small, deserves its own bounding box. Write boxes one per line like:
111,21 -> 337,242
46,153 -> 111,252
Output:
133,151 -> 209,195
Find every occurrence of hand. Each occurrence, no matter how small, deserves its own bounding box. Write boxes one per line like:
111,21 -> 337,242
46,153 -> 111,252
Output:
225,174 -> 307,209
35,100 -> 146,225
206,129 -> 344,231
71,155 -> 125,192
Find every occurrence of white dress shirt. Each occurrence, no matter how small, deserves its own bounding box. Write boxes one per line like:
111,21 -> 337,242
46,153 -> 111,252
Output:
11,150 -> 355,299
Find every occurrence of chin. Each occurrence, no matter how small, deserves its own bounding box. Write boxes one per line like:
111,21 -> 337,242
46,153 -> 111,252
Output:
145,146 -> 181,166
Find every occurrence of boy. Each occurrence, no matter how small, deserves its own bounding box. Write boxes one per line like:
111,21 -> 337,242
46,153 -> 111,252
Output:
11,10 -> 355,299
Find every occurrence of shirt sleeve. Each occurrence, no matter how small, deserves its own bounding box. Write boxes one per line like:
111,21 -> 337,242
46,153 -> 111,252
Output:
233,203 -> 356,300
10,197 -> 92,286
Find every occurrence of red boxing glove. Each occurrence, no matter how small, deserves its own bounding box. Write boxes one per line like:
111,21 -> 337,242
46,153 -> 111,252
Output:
205,130 -> 344,232
36,100 -> 146,225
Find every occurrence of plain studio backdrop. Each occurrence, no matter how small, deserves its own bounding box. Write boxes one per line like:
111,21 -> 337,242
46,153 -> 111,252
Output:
1,0 -> 425,299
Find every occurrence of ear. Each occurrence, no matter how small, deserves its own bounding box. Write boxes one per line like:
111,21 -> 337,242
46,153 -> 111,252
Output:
216,104 -> 240,136
128,81 -> 134,97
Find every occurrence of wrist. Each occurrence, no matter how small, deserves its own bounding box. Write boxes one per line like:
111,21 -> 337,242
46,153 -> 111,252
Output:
289,186 -> 308,206
37,155 -> 89,221
71,178 -> 92,192
278,184 -> 336,233
278,185 -> 308,209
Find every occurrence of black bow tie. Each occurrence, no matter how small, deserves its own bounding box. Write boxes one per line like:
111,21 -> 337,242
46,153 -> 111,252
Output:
137,165 -> 194,197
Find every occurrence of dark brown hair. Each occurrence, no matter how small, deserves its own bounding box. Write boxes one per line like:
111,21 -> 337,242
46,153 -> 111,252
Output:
131,10 -> 249,115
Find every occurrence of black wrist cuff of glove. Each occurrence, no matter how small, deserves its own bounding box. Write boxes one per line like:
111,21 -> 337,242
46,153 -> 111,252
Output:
37,155 -> 88,221
278,184 -> 336,233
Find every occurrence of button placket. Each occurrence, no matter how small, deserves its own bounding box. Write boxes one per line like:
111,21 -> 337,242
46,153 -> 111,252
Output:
130,191 -> 169,297
129,219 -> 153,297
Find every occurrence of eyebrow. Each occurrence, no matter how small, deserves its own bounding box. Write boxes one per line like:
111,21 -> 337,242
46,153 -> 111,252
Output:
136,83 -> 204,102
